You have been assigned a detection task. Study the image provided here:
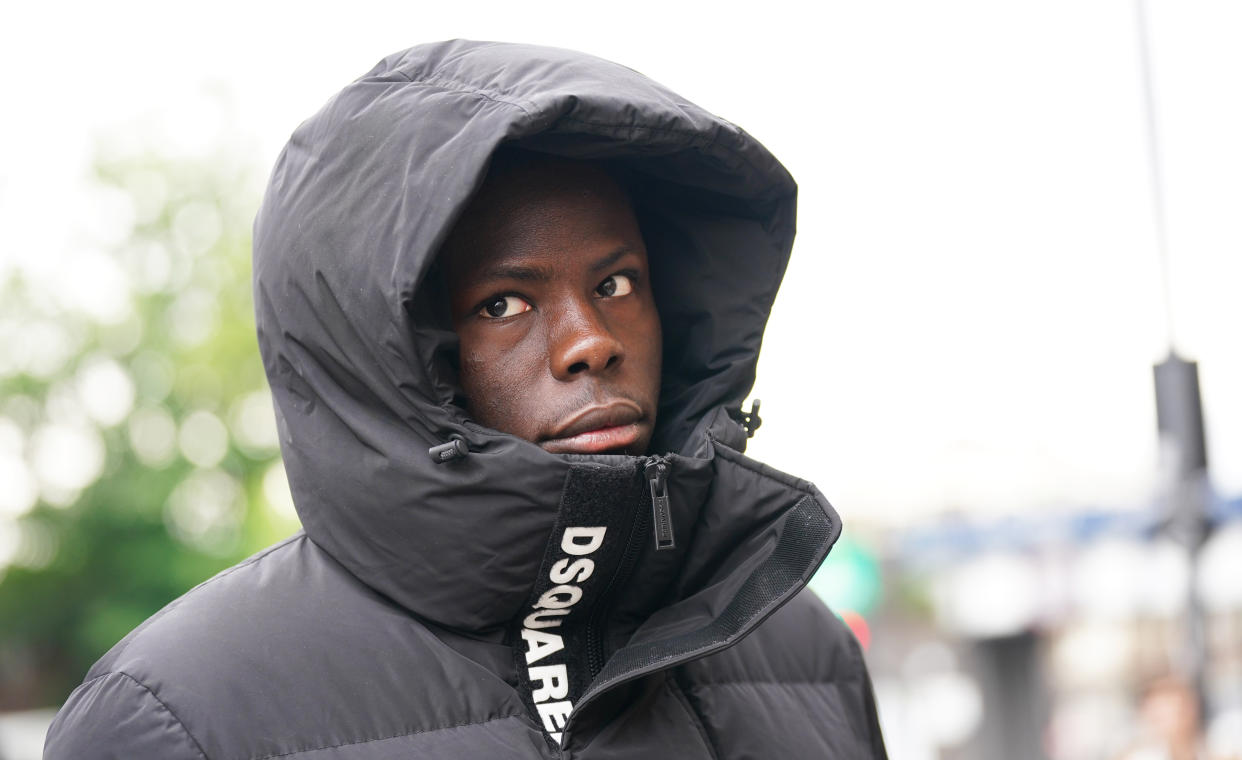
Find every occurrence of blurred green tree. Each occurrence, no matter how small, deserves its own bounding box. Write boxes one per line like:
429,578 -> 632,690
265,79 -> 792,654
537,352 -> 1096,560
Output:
0,146 -> 299,709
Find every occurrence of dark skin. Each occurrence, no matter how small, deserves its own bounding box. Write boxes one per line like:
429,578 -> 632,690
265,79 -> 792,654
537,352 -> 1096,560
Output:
442,157 -> 662,455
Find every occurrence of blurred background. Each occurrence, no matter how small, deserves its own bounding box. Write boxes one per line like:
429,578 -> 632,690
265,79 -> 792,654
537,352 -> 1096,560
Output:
1,1 -> 1240,758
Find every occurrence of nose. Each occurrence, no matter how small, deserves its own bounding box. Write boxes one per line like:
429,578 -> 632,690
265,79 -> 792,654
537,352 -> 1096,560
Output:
549,299 -> 624,380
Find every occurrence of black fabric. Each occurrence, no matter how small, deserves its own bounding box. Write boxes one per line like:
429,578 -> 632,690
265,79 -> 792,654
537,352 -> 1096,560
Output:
45,40 -> 887,760
582,494 -> 831,712
510,463 -> 647,724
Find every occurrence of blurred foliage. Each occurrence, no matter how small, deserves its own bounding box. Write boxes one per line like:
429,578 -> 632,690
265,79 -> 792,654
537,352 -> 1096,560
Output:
0,146 -> 299,709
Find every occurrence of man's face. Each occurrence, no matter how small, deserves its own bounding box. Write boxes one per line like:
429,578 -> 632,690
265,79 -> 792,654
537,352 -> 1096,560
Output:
443,158 -> 662,455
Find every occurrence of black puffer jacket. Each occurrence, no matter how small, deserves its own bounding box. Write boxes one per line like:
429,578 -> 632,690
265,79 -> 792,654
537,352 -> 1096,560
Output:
45,40 -> 887,759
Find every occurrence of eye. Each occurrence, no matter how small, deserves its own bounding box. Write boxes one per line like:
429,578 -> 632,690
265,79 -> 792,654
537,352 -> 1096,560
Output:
478,295 -> 532,319
596,273 -> 635,298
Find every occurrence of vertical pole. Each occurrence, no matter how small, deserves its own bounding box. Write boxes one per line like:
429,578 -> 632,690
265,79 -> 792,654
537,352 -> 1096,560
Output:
1152,353 -> 1210,721
1134,0 -> 1178,351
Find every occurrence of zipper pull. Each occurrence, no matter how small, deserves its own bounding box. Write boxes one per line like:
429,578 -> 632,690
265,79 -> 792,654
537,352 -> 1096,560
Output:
645,457 -> 675,551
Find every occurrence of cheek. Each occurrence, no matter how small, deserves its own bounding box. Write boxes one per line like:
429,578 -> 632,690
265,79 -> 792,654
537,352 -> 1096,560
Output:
457,331 -> 548,437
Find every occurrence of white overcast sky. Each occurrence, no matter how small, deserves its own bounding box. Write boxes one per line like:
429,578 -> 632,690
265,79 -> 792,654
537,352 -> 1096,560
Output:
2,0 -> 1239,528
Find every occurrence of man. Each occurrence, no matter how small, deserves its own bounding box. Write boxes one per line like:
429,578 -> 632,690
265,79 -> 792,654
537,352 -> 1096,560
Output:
45,40 -> 887,758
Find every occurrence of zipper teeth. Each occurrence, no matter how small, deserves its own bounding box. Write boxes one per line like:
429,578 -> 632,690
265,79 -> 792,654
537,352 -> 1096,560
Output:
584,461 -> 653,679
585,508 -> 647,676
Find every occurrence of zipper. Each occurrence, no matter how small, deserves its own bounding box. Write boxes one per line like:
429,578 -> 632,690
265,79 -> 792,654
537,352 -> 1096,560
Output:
583,455 -> 674,680
583,473 -> 646,679
646,456 -> 675,551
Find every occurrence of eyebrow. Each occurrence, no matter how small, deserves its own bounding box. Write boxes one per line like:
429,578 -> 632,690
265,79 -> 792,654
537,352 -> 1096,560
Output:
588,246 -> 635,274
474,245 -> 637,284
475,263 -> 551,284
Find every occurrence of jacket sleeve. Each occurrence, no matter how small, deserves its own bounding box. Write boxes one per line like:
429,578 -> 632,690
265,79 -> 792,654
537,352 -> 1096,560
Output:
803,592 -> 890,759
44,671 -> 208,760
851,631 -> 890,759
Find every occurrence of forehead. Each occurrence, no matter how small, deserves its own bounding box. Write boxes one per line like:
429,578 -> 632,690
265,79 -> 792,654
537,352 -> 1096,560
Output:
440,155 -> 643,280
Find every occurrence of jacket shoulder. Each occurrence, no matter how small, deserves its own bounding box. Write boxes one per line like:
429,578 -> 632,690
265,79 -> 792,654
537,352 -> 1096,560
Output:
682,589 -> 866,684
48,534 -> 531,760
44,670 -> 207,760
675,589 -> 888,758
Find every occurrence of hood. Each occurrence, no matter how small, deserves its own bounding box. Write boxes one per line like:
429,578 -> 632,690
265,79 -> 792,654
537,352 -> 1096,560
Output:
252,40 -> 811,634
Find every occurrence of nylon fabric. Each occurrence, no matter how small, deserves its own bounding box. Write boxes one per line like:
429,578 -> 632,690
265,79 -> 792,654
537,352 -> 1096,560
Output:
45,40 -> 887,759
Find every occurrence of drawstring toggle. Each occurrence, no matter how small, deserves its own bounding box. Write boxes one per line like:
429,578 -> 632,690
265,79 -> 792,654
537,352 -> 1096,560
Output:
428,435 -> 469,463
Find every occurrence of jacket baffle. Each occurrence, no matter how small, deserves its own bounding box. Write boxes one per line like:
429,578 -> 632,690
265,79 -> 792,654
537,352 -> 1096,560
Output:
45,40 -> 888,759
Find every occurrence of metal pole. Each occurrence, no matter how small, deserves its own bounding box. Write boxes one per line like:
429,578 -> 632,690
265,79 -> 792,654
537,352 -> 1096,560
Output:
1136,0 -> 1211,731
1134,0 -> 1178,351
1153,353 -> 1210,726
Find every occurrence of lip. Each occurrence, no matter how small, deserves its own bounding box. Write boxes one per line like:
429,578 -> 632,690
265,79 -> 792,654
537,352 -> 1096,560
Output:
541,400 -> 645,454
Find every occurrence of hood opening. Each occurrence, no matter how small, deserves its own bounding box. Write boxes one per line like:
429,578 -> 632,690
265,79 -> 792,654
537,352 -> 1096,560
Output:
411,142 -> 793,457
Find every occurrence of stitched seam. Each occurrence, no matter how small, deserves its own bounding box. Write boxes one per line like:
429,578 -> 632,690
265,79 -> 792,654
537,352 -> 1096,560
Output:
107,535 -> 307,664
846,621 -> 871,679
690,677 -> 863,687
667,672 -> 720,760
74,671 -> 115,691
374,67 -> 792,192
184,533 -> 306,591
384,70 -> 536,116
111,672 -> 210,760
247,714 -> 524,760
556,116 -> 719,141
